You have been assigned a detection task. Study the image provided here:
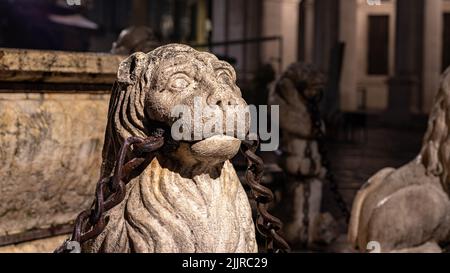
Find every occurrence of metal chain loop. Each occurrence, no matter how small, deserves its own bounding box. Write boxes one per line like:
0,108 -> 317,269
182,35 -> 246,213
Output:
299,139 -> 317,247
301,178 -> 311,248
241,139 -> 290,253
56,130 -> 288,253
54,132 -> 165,253
303,95 -> 351,223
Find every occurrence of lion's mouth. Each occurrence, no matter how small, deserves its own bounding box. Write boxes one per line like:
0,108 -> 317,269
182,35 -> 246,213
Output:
189,135 -> 241,161
181,133 -> 241,144
191,134 -> 237,142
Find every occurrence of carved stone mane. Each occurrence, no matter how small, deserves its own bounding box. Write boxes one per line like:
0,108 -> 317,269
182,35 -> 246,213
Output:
348,67 -> 450,253
83,44 -> 257,253
85,159 -> 256,252
420,67 -> 450,194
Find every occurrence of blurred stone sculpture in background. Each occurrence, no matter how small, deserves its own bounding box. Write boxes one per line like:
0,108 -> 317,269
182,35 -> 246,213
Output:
111,26 -> 160,55
270,63 -> 339,249
349,67 -> 450,253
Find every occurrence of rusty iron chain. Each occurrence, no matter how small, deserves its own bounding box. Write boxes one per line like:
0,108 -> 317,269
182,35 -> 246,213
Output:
241,139 -> 290,253
302,91 -> 351,223
299,139 -> 318,248
54,131 -> 165,253
301,179 -> 311,248
55,127 -> 288,253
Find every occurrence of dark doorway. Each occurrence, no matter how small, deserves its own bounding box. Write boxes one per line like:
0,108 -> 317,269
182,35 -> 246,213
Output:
443,13 -> 450,72
367,15 -> 389,75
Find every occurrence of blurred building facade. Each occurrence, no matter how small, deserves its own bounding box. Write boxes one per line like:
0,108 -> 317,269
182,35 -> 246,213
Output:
1,0 -> 450,115
210,0 -> 450,116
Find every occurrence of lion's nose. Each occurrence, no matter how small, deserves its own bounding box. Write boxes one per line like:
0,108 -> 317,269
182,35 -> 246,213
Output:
207,95 -> 237,108
207,92 -> 239,108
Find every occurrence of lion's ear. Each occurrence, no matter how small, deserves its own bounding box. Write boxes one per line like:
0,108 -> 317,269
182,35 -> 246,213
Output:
117,52 -> 150,85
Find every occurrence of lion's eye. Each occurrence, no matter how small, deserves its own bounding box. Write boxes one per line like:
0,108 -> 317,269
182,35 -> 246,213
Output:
169,73 -> 191,90
217,70 -> 233,85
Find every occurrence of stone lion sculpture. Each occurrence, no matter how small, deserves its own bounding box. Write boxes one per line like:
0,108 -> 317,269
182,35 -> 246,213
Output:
349,67 -> 450,253
83,44 -> 257,253
269,63 -> 338,247
111,26 -> 160,55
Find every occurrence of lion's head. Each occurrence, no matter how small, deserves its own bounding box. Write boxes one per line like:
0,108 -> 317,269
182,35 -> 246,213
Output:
269,62 -> 325,140
102,44 -> 250,177
420,67 -> 450,193
85,44 -> 257,253
111,26 -> 160,55
276,62 -> 325,103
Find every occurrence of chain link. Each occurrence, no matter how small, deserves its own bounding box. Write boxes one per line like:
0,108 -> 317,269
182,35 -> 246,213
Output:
54,132 -> 165,253
301,179 -> 311,248
299,140 -> 316,247
302,91 -> 351,223
55,129 -> 289,253
241,139 -> 290,253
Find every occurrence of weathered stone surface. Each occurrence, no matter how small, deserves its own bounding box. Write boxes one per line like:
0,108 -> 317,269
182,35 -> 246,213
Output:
349,67 -> 450,253
82,44 -> 257,253
0,48 -> 123,83
0,93 -> 109,236
0,48 -> 123,248
0,235 -> 67,253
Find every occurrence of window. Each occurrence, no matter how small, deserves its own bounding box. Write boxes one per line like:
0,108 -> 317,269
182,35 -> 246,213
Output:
367,15 -> 389,75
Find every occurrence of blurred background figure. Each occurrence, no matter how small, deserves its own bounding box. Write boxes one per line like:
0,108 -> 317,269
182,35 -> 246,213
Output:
269,62 -> 340,251
111,26 -> 160,55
